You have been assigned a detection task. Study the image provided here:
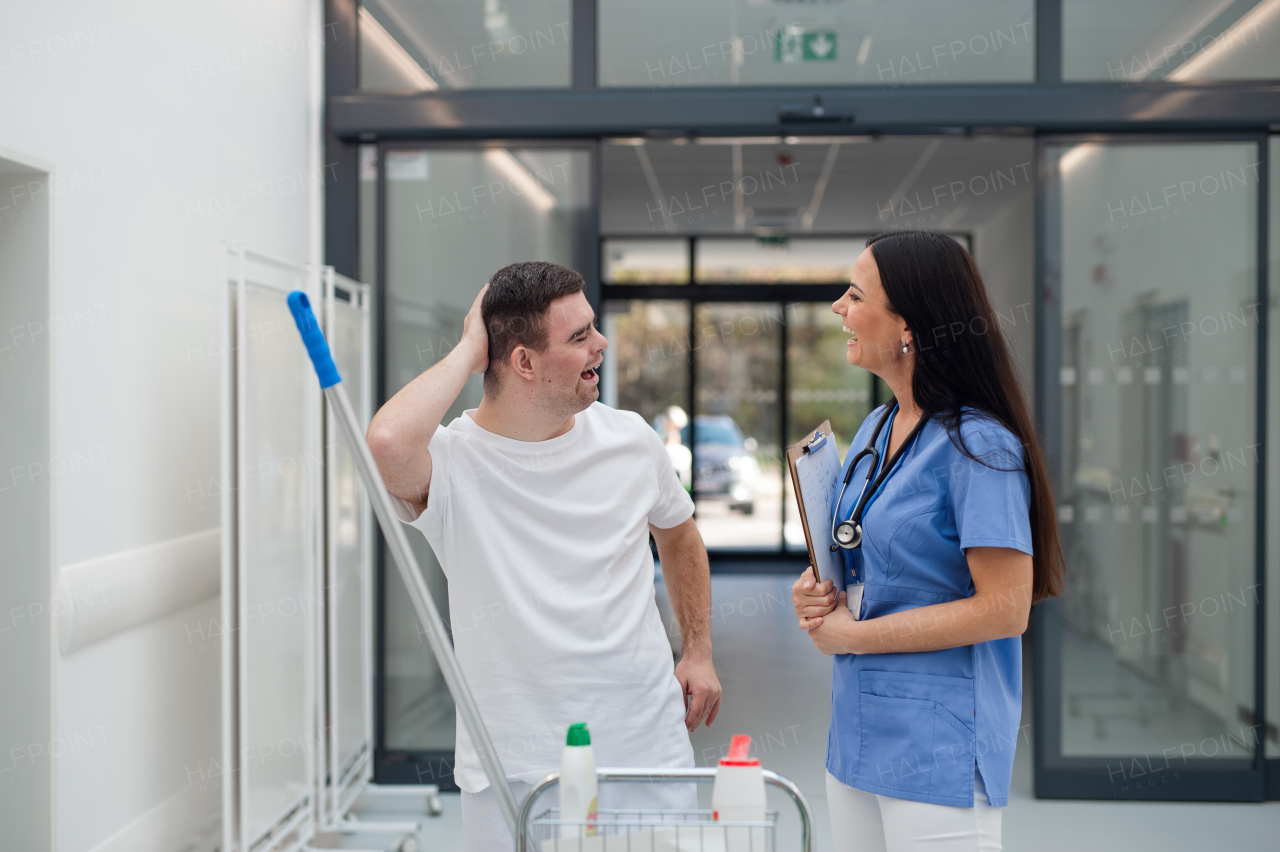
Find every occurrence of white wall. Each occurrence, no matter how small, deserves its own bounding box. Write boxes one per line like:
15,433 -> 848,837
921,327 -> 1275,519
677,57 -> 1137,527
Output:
0,2 -> 322,849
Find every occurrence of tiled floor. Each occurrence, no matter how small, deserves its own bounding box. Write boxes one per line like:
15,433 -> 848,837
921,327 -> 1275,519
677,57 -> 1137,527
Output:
354,574 -> 1279,851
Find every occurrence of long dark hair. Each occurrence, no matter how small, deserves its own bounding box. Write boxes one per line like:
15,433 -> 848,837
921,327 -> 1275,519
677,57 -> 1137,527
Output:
866,230 -> 1064,603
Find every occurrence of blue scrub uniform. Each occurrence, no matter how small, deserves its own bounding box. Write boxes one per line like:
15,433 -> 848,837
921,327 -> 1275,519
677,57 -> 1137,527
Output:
827,404 -> 1033,808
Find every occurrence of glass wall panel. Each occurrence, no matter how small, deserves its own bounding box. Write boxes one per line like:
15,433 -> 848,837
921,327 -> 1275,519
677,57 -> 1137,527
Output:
602,300 -> 692,491
1045,141 -> 1261,773
238,285 -> 313,838
1063,0 -> 1280,82
599,0 -> 1034,88
693,304 -> 783,549
381,146 -> 591,758
696,237 -> 865,283
603,238 -> 691,284
784,303 -> 877,552
359,0 -> 571,91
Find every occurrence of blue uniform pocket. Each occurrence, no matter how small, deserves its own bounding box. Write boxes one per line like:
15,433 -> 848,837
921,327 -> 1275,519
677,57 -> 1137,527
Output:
883,495 -> 948,584
857,672 -> 975,804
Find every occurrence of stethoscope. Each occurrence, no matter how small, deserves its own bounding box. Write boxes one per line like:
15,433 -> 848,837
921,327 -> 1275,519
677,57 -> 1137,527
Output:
830,404 -> 930,551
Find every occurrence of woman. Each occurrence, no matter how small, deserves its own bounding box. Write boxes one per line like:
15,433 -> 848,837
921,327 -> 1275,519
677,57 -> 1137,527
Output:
792,230 -> 1063,852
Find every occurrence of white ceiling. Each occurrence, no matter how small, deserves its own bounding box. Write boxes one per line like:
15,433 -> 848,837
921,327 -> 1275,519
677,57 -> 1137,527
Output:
600,134 -> 1035,236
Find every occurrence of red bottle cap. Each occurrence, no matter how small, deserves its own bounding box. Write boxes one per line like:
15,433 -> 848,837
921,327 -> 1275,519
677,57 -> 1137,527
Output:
719,734 -> 759,766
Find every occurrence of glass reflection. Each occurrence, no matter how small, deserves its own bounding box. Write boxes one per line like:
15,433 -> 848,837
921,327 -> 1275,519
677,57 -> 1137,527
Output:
360,0 -> 571,90
1063,0 -> 1280,82
1047,141 -> 1260,761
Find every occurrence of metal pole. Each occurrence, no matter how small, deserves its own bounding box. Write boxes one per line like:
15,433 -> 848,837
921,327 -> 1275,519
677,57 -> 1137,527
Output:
288,292 -> 521,836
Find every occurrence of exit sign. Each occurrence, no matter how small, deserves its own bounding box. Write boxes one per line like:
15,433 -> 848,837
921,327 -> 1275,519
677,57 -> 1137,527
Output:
777,28 -> 837,63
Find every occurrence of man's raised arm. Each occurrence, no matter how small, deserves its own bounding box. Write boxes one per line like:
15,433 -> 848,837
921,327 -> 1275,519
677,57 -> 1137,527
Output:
366,285 -> 489,514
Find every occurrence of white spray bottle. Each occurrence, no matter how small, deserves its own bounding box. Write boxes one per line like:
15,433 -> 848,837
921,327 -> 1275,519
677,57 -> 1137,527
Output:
559,722 -> 598,839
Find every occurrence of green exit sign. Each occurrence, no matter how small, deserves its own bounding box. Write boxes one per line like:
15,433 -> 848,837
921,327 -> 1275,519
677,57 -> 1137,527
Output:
777,28 -> 837,63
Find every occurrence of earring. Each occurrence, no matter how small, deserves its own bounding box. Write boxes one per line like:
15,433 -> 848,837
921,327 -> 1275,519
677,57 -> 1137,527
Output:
901,342 -> 909,354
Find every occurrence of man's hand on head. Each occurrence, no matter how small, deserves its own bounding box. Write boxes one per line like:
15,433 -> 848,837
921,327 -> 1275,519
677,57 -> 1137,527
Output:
458,284 -> 490,374
674,652 -> 722,732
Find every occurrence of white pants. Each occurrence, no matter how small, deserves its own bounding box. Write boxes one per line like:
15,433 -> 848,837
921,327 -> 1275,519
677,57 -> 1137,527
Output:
462,778 -> 699,852
825,770 -> 1002,852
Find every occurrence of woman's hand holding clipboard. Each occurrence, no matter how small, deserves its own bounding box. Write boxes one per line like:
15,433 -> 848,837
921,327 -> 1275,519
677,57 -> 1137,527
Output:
788,422 -> 864,624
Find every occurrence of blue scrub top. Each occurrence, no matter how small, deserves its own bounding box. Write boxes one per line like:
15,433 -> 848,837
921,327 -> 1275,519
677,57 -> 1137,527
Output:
827,404 -> 1032,808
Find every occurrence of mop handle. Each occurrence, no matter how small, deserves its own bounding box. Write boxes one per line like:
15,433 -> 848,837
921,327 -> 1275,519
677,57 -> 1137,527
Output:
286,291 -> 521,835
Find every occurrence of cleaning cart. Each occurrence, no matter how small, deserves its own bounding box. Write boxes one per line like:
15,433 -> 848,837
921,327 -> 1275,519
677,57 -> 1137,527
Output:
286,293 -> 814,852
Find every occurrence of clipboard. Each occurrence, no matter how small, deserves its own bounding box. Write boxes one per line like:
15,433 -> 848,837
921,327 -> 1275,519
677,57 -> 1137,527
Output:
786,421 -> 845,592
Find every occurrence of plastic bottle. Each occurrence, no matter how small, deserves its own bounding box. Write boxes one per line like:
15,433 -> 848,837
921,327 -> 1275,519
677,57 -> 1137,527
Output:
559,722 -> 598,840
712,734 -> 767,852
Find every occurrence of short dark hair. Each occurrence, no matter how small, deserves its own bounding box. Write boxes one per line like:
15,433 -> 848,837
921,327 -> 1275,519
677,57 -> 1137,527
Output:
482,261 -> 585,392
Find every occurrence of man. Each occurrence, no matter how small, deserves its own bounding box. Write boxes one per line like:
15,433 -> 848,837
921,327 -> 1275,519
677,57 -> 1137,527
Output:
367,261 -> 721,852
660,405 -> 692,493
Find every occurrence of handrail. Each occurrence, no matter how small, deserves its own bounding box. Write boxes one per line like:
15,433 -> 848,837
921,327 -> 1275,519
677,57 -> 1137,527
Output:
55,527 -> 220,655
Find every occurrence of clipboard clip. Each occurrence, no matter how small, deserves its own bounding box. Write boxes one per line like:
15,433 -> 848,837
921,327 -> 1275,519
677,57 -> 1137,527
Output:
802,430 -> 828,454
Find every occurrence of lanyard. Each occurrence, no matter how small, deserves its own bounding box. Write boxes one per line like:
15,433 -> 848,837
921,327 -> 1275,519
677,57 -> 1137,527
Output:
861,409 -> 908,517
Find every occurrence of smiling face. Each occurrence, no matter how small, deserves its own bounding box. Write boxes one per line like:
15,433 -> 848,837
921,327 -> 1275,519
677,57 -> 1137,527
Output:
831,247 -> 912,376
519,290 -> 609,417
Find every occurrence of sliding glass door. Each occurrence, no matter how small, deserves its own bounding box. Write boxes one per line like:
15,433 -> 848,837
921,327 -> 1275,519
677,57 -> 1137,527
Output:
1035,136 -> 1268,800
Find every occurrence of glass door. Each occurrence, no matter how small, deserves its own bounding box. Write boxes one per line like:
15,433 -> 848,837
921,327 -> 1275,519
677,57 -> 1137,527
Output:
599,235 -> 885,559
1035,136 -> 1267,801
373,141 -> 595,785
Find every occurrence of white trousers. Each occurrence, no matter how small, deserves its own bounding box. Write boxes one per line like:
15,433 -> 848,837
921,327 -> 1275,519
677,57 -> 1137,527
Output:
825,770 -> 1002,852
462,778 -> 699,852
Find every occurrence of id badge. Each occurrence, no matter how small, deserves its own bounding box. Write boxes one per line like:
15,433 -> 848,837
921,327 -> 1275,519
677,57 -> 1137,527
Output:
846,582 -> 865,621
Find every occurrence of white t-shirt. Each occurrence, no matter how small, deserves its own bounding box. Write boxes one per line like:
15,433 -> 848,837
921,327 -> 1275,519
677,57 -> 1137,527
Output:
391,402 -> 697,792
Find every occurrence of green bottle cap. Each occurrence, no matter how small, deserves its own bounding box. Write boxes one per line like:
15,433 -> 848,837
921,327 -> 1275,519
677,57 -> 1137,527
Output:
566,722 -> 591,746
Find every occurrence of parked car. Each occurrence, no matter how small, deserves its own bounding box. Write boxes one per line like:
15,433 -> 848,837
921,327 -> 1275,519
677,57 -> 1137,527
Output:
676,415 -> 760,514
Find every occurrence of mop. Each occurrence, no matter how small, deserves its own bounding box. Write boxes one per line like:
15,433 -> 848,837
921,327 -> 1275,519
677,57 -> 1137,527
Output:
286,291 -> 521,835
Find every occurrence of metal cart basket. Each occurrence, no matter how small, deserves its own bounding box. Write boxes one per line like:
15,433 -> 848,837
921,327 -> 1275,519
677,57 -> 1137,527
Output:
518,767 -> 814,852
